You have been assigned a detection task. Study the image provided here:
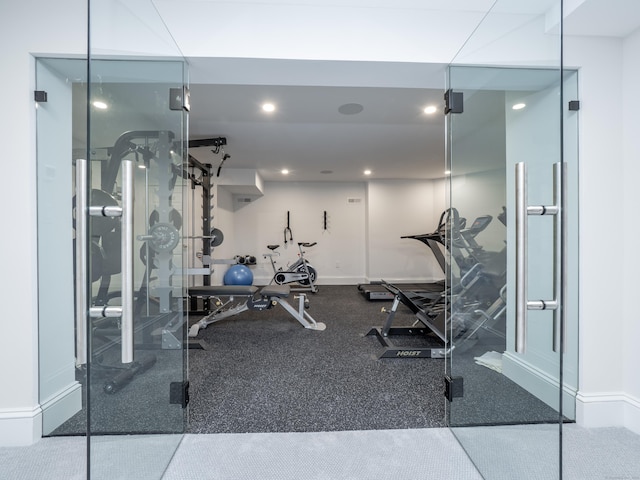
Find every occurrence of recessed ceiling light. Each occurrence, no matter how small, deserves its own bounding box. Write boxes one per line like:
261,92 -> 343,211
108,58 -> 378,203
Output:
423,105 -> 437,114
281,169 -> 289,175
512,103 -> 526,110
262,103 -> 276,113
364,169 -> 372,176
338,103 -> 364,115
93,101 -> 108,109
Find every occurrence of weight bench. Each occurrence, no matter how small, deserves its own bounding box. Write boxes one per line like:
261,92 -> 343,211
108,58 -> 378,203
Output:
188,284 -> 326,337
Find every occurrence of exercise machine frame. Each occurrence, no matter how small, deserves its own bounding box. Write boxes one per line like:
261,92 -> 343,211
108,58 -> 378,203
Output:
188,283 -> 326,337
263,242 -> 319,293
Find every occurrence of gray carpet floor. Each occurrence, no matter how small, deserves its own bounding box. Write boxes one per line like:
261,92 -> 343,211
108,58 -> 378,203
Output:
187,284 -> 446,433
51,284 -> 559,436
2,425 -> 640,479
187,285 -> 557,433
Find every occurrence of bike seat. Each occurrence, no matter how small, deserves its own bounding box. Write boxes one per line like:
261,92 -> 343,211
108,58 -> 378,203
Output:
267,244 -> 280,250
299,242 -> 317,248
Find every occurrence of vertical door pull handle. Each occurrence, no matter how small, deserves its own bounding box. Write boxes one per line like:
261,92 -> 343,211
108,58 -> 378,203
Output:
120,160 -> 134,363
515,162 -> 565,354
74,159 -> 88,366
80,160 -> 135,364
515,162 -> 528,353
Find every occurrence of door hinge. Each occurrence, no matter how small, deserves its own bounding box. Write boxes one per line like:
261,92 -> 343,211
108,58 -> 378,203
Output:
34,90 -> 48,102
170,87 -> 190,112
170,380 -> 190,408
444,375 -> 464,401
444,90 -> 463,114
568,100 -> 580,111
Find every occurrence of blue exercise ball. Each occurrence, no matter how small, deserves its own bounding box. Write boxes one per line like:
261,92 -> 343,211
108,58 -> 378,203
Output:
223,264 -> 254,285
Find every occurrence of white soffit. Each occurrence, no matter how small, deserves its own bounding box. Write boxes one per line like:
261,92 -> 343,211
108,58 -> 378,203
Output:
152,0 -> 492,63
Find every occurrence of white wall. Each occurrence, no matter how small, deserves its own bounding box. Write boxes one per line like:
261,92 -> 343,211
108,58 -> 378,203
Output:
217,181 -> 368,285
210,185 -> 238,285
565,35 -> 630,429
35,61 -> 82,435
367,180 -> 446,283
622,28 -> 640,433
0,0 -> 86,446
208,179 -> 447,286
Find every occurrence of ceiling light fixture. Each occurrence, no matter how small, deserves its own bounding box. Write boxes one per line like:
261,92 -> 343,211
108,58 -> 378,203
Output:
364,169 -> 372,176
281,169 -> 289,175
262,103 -> 276,113
512,103 -> 526,110
93,101 -> 108,110
423,105 -> 437,114
445,170 -> 451,175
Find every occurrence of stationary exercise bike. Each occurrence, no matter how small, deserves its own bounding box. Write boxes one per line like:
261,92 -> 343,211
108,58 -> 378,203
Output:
263,242 -> 319,293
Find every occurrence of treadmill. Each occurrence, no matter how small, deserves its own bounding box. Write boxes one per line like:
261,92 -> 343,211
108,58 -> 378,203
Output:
358,210 -> 452,301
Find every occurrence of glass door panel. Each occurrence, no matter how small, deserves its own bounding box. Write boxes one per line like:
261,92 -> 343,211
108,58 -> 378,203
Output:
86,1 -> 189,478
445,1 -> 577,478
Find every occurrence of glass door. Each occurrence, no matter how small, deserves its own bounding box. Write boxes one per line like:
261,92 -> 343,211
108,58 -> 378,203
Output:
81,1 -> 190,478
444,1 -> 578,478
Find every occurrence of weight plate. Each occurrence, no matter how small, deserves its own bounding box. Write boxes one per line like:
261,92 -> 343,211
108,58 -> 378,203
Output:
148,223 -> 180,252
210,228 -> 224,247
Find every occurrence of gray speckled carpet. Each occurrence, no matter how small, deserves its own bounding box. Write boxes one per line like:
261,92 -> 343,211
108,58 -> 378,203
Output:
49,285 -> 558,436
186,285 -> 557,433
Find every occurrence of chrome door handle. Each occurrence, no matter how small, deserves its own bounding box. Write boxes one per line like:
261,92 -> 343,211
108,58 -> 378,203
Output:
75,159 -> 88,366
120,159 -> 134,363
515,162 -> 565,354
79,159 -> 135,364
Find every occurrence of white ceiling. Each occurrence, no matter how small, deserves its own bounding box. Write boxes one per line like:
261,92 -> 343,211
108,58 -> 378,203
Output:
187,78 -> 448,182
116,0 -> 640,182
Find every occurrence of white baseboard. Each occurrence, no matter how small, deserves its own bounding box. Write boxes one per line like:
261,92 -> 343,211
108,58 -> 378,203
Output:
502,352 -> 576,419
252,276 -> 366,286
501,356 -> 640,433
625,395 -> 640,435
315,276 -> 367,285
576,391 -> 640,434
0,405 -> 42,446
364,277 -> 444,284
231,276 -> 443,287
41,381 -> 82,435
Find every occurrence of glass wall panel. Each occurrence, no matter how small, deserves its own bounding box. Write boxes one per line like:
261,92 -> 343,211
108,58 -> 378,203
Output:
445,1 -> 578,478
36,58 -> 88,437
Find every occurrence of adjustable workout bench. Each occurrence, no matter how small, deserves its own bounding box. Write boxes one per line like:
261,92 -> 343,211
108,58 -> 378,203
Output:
187,284 -> 326,337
